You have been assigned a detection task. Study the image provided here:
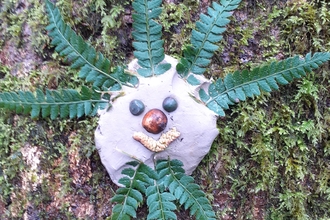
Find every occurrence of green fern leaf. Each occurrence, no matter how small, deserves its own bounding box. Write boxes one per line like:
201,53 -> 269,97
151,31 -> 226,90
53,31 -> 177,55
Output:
200,52 -> 330,116
132,0 -> 171,77
111,161 -> 158,220
0,86 -> 107,119
146,184 -> 177,220
156,159 -> 216,220
45,0 -> 138,90
176,0 -> 242,84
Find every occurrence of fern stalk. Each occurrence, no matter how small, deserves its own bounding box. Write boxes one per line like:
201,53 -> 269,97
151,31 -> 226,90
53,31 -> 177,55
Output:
199,52 -> 330,116
176,0 -> 242,85
45,0 -> 138,90
146,182 -> 177,219
111,159 -> 216,219
132,0 -> 171,77
0,86 -> 108,119
111,161 -> 158,220
157,159 -> 216,220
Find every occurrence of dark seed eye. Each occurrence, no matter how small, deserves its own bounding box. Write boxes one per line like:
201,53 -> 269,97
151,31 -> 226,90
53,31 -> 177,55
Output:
129,99 -> 145,116
162,97 -> 178,112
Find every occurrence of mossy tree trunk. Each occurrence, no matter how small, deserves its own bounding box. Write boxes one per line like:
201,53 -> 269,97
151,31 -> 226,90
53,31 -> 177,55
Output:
0,0 -> 329,219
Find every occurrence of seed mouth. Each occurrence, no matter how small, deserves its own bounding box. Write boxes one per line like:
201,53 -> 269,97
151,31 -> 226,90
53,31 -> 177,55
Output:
132,127 -> 180,152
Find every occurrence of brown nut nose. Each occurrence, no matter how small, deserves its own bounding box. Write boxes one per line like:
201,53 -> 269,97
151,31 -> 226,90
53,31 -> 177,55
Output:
142,109 -> 168,134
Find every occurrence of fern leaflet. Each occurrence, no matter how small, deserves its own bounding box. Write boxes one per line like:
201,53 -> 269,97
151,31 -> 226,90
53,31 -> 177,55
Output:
176,0 -> 242,85
0,86 -> 108,119
157,159 -> 216,220
132,0 -> 171,77
199,52 -> 330,116
45,0 -> 138,90
111,161 -> 158,220
146,183 -> 177,220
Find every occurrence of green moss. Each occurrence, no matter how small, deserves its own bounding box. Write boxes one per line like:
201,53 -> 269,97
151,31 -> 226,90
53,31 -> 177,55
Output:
158,1 -> 197,57
0,0 -> 330,219
281,1 -> 330,54
194,2 -> 330,218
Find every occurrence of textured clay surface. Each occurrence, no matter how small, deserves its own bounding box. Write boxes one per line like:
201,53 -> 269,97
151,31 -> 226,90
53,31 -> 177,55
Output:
95,56 -> 219,185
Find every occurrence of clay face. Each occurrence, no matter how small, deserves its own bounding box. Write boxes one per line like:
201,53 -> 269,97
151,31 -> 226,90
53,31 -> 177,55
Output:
95,56 -> 219,185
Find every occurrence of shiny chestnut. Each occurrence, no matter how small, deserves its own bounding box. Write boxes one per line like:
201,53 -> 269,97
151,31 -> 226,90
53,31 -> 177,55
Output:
142,109 -> 167,134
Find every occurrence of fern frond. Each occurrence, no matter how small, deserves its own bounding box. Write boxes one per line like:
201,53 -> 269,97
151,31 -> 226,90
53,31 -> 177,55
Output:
176,0 -> 242,85
111,161 -> 158,220
132,0 -> 171,77
199,52 -> 330,116
0,86 -> 108,119
156,159 -> 216,220
45,0 -> 138,90
146,184 -> 177,220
